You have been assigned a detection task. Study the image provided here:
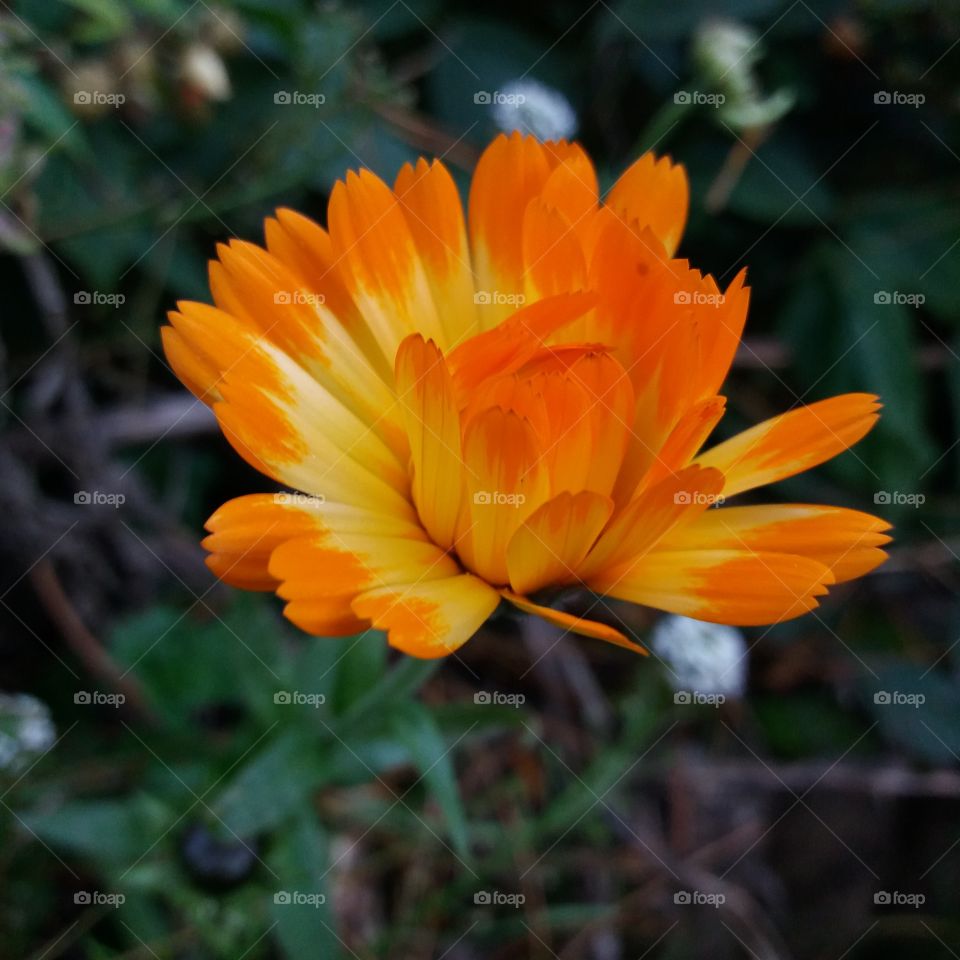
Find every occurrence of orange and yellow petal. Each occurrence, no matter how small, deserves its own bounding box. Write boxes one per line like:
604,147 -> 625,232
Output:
660,504 -> 892,583
506,490 -> 614,595
501,591 -> 648,655
591,550 -> 835,626
695,393 -> 881,497
395,334 -> 464,550
353,574 -> 501,658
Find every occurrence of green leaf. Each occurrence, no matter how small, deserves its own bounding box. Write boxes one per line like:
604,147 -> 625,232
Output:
391,702 -> 471,862
213,731 -> 326,836
268,814 -> 341,960
330,632 -> 387,716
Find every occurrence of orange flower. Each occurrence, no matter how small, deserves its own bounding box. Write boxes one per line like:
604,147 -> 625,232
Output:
162,133 -> 891,658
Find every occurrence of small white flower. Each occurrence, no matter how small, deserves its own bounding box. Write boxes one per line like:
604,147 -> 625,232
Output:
651,615 -> 748,698
0,693 -> 56,773
490,79 -> 577,142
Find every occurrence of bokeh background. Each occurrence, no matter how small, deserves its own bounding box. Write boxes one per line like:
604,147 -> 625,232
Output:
1,1 -> 959,957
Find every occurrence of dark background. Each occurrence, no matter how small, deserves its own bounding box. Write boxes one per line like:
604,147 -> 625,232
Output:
1,1 -> 959,957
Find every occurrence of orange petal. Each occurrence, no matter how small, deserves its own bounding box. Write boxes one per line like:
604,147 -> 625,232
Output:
447,291 -> 594,403
457,408 -> 550,586
394,158 -> 478,349
522,199 -> 588,300
327,168 -> 445,364
659,504 -> 892,583
395,334 -> 464,550
641,396 -> 727,490
468,132 -> 555,326
591,550 -> 835,626
605,152 -> 689,255
269,529 -> 457,600
501,590 -> 648,655
352,574 -> 500,658
506,490 -> 614,595
283,595 -> 370,637
695,394 -> 882,497
579,465 -> 725,580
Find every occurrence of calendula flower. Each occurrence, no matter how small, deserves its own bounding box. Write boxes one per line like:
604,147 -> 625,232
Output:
162,133 -> 890,658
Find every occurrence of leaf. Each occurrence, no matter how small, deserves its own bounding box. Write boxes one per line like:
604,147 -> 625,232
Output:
20,797 -> 156,864
213,731 -> 326,837
391,702 -> 471,862
268,814 -> 341,960
329,632 -> 387,716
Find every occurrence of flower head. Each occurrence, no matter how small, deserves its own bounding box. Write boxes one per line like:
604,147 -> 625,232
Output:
163,133 -> 890,658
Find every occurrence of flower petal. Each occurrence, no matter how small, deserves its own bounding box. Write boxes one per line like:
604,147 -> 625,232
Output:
659,504 -> 892,582
501,590 -> 648,655
695,393 -> 881,497
327,168 -> 445,364
605,151 -> 689,255
394,158 -> 479,349
353,574 -> 500,658
395,334 -> 464,550
457,407 -> 550,586
592,550 -> 835,626
506,490 -> 614,595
